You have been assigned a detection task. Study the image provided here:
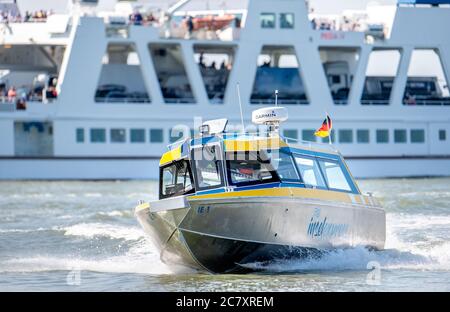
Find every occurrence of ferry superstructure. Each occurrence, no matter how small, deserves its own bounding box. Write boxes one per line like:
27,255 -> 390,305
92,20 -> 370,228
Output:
1,0 -> 450,179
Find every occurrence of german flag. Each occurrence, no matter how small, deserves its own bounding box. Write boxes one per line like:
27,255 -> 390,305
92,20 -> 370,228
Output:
314,115 -> 332,138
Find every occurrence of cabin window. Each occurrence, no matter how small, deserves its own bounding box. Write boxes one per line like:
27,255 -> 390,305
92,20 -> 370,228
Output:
280,13 -> 294,29
260,13 -> 275,28
394,129 -> 407,143
357,129 -> 369,143
410,129 -> 425,143
130,129 -> 145,143
226,152 -> 279,186
76,128 -> 84,143
317,159 -> 352,192
293,155 -> 326,189
160,160 -> 194,199
376,129 -> 389,143
90,128 -> 106,143
111,128 -> 126,143
439,129 -> 446,141
192,146 -> 224,190
265,150 -> 300,182
150,129 -> 163,143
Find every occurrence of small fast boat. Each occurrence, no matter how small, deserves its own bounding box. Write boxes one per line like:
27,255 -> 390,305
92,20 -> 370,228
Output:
135,107 -> 385,273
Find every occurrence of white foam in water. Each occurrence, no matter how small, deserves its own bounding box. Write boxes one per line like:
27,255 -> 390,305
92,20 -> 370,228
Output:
1,211 -> 448,275
0,237 -> 179,275
62,222 -> 144,241
0,222 -> 192,275
242,212 -> 450,272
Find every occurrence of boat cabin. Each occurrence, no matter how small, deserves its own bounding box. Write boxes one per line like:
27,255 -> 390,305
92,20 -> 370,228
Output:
158,132 -> 360,200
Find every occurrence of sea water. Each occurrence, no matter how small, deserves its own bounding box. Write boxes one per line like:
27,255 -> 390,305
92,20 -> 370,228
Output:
0,178 -> 449,291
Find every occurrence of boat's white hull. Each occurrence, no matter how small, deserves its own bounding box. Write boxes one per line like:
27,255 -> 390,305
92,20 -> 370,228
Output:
1,157 -> 450,179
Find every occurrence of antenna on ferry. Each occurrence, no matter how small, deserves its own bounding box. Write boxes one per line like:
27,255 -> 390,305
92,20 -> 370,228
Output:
275,89 -> 279,106
236,83 -> 245,133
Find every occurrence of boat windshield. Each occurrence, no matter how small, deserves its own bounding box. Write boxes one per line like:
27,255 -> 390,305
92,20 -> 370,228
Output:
225,151 -> 279,186
264,150 -> 300,182
192,145 -> 225,190
160,160 -> 194,199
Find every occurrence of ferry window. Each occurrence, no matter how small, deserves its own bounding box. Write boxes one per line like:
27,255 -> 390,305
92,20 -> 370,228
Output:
283,129 -> 298,140
338,129 -> 353,143
411,129 -> 425,143
321,131 -> 336,143
169,128 -> 189,143
111,128 -> 126,143
76,128 -> 84,143
331,75 -> 341,84
150,129 -> 163,143
160,161 -> 194,199
439,129 -> 446,141
95,43 -> 150,104
318,159 -> 352,192
376,129 -> 389,143
130,129 -> 145,143
192,146 -> 224,190
302,129 -> 316,142
280,13 -> 294,29
266,150 -> 300,182
357,129 -> 369,143
260,13 -> 275,28
293,155 -> 326,188
394,129 -> 407,143
90,128 -> 106,143
226,152 -> 278,186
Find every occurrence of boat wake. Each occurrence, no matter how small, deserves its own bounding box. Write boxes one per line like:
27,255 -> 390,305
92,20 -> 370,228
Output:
1,212 -> 448,275
241,213 -> 450,273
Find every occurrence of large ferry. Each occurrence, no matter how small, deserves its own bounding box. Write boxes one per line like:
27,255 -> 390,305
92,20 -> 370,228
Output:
1,0 -> 450,179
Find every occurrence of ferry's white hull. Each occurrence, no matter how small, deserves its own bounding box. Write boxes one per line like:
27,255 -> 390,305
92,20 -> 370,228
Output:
1,158 -> 450,179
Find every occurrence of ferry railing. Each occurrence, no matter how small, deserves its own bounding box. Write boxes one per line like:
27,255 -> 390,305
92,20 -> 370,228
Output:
250,99 -> 309,105
0,103 -> 15,112
280,135 -> 339,153
333,99 -> 348,105
164,98 -> 196,104
403,99 -> 450,106
361,100 -> 390,105
165,132 -> 340,155
94,97 -> 151,104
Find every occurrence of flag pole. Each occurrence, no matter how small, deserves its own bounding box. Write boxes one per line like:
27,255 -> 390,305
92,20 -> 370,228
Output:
326,111 -> 331,145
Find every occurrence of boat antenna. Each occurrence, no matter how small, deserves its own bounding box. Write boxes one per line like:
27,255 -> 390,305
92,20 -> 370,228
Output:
275,89 -> 279,106
236,83 -> 245,133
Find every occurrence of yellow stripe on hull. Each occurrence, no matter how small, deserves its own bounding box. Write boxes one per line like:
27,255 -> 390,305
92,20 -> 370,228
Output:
189,187 -> 378,207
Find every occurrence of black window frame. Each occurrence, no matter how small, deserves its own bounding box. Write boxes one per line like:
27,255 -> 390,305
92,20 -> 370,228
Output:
159,159 -> 195,200
191,145 -> 225,191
